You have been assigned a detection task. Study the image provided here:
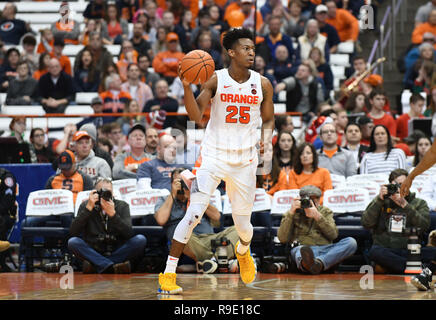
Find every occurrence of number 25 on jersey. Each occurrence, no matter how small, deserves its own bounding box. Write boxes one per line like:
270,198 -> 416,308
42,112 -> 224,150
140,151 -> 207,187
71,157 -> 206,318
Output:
225,105 -> 250,124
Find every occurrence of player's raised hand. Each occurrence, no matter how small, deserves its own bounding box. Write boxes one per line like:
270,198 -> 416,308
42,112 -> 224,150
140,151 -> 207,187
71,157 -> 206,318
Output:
400,176 -> 413,197
178,62 -> 191,87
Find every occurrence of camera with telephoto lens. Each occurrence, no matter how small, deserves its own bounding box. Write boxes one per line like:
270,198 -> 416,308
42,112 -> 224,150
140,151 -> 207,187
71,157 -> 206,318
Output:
384,183 -> 400,199
94,188 -> 113,211
261,255 -> 288,273
177,179 -> 188,196
43,253 -> 72,273
211,237 -> 230,273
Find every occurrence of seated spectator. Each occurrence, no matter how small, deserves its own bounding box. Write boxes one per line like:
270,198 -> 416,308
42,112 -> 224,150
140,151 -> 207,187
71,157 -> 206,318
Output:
8,117 -> 37,163
317,122 -> 357,177
133,9 -> 157,45
407,135 -> 432,169
143,79 -> 179,129
266,45 -> 296,83
297,19 -> 330,63
275,62 -> 324,123
72,130 -> 112,183
356,115 -> 374,146
107,122 -> 129,158
309,47 -> 333,94
137,134 -> 188,190
396,93 -> 426,141
37,29 -> 54,54
116,40 -> 139,82
144,128 -> 159,160
413,60 -> 435,94
83,0 -> 107,21
33,52 -> 50,81
367,89 -> 397,138
79,123 -> 115,170
5,61 -> 38,106
324,0 -> 359,43
117,0 -> 141,22
415,0 -> 436,27
209,4 -> 229,37
362,169 -> 435,275
76,97 -> 109,131
51,2 -> 80,45
265,131 -> 297,195
314,4 -> 340,54
404,44 -> 436,90
263,15 -> 297,64
171,125 -> 201,167
344,92 -> 369,114
152,32 -> 186,85
412,9 -> 436,48
155,168 -> 239,273
113,123 -> 150,180
86,32 -> 114,75
289,142 -> 333,202
79,18 -> 112,46
0,3 -> 31,45
360,125 -> 406,174
101,3 -> 129,45
20,34 -> 39,75
152,26 -> 169,57
50,36 -> 72,76
46,150 -> 94,202
97,138 -> 113,156
0,48 -> 19,92
74,49 -> 100,93
336,109 -> 348,145
425,86 -> 436,117
144,0 -> 163,31
191,9 -> 221,52
274,115 -> 294,137
100,73 -> 132,121
138,54 -> 160,91
240,0 -> 264,32
343,123 -> 369,170
117,99 -> 149,136
131,22 -> 153,58
299,0 -> 317,18
405,36 -> 436,74
37,58 -> 75,114
195,31 -> 223,70
29,128 -> 57,164
278,185 -> 357,274
68,177 -> 147,274
121,63 -> 153,111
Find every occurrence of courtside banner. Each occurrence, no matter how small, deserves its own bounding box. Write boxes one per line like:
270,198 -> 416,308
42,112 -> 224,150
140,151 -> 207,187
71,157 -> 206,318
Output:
410,174 -> 430,194
330,174 -> 346,189
125,189 -> 170,216
323,187 -> 370,213
223,188 -> 271,214
26,189 -> 74,216
271,189 -> 301,214
346,173 -> 389,186
112,178 -> 137,200
75,190 -> 91,216
337,181 -> 380,198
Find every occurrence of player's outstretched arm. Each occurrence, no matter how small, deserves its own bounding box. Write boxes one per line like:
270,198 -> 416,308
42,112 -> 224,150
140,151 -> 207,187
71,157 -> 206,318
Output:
260,76 -> 275,153
401,141 -> 436,197
179,67 -> 217,124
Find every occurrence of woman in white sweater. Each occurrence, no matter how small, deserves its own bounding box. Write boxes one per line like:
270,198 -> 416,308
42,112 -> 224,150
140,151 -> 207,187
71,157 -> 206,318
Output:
360,124 -> 406,174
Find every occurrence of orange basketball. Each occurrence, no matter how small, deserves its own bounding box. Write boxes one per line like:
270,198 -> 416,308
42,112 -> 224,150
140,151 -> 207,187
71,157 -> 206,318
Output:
180,50 -> 215,85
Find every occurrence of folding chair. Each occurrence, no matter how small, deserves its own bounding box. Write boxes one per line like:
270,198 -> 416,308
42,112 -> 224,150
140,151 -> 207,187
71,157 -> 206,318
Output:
20,189 -> 74,272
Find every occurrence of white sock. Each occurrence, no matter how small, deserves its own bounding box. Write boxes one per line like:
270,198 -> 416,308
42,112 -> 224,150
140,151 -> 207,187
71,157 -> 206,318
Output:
164,255 -> 179,274
237,242 -> 249,256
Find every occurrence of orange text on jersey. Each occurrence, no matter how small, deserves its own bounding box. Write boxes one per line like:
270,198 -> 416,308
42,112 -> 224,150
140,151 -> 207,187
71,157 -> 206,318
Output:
220,93 -> 259,105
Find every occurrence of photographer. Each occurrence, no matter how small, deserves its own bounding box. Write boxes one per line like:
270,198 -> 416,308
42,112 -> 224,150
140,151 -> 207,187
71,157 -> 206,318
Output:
68,177 -> 147,274
154,169 -> 239,273
278,185 -> 357,274
362,169 -> 436,278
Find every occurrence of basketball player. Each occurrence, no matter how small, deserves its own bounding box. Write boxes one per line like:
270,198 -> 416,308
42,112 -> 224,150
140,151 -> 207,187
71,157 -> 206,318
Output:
157,28 -> 275,294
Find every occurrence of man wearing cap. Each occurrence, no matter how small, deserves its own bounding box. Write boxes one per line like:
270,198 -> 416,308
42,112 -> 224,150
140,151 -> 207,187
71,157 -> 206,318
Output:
396,93 -> 426,141
314,4 -> 340,54
72,130 -> 112,184
79,123 -> 114,170
152,32 -> 185,85
113,123 -> 150,180
46,150 -> 94,202
278,185 -> 357,274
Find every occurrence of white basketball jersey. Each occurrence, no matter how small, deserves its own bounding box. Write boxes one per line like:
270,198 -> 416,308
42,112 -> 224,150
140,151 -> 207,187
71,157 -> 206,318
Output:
201,68 -> 263,163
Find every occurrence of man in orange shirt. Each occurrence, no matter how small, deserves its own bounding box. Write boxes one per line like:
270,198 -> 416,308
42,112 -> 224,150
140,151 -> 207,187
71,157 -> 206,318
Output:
412,9 -> 436,49
396,93 -> 426,141
324,0 -> 359,42
50,36 -> 72,76
152,32 -> 185,85
240,0 -> 264,32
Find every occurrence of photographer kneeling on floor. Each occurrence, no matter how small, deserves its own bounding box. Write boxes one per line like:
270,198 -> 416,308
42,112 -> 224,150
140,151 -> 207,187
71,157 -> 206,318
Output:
278,185 -> 357,274
68,177 -> 147,273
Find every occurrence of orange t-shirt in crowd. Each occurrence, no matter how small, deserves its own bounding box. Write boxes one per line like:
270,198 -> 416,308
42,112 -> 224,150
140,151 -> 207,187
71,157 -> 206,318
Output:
37,40 -> 54,54
396,113 -> 425,140
54,21 -> 79,45
288,167 -> 333,203
367,112 -> 397,138
156,0 -> 198,27
33,69 -> 48,81
323,147 -> 338,159
412,23 -> 436,49
123,154 -> 150,167
47,171 -> 91,203
267,167 -> 292,196
325,8 -> 359,42
50,52 -> 72,76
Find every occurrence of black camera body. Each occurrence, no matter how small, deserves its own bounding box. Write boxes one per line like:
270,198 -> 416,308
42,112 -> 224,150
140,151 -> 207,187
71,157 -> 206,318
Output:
300,196 -> 311,209
384,183 -> 400,199
43,253 -> 72,273
94,188 -> 113,211
177,179 -> 189,195
261,255 -> 288,273
211,237 -> 230,273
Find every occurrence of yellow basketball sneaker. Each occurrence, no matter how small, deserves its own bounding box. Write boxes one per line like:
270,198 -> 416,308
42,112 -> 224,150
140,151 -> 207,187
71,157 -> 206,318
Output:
235,241 -> 257,284
157,273 -> 183,294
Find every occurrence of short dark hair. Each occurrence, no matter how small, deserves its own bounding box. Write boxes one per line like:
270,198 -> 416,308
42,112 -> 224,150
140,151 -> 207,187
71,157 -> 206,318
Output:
320,109 -> 336,118
368,124 -> 393,160
369,88 -> 386,100
222,28 -> 254,51
293,142 -> 318,174
410,93 -> 425,105
22,34 -> 36,46
345,122 -> 361,133
170,168 -> 186,182
30,127 -> 44,140
389,168 -> 408,183
352,55 -> 366,64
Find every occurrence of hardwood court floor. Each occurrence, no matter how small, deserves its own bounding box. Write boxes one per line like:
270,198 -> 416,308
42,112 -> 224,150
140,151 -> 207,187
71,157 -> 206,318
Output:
0,272 -> 435,300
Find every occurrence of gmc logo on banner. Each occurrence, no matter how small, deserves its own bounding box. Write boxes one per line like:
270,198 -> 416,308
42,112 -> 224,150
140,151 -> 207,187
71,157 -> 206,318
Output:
119,186 -> 136,194
277,196 -> 297,204
131,197 -> 158,206
328,194 -> 365,204
33,197 -> 69,205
